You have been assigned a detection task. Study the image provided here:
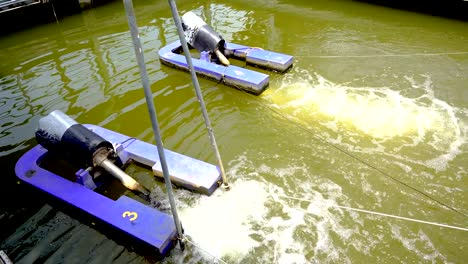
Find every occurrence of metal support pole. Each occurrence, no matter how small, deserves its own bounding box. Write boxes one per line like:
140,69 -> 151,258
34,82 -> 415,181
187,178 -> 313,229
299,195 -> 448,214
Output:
167,0 -> 230,190
123,0 -> 185,250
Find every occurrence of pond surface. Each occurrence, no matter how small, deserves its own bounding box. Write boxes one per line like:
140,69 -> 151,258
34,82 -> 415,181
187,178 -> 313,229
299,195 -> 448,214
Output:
1,0 -> 467,263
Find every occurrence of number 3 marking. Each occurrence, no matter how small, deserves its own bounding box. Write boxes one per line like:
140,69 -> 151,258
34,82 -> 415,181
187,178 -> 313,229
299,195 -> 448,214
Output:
122,211 -> 138,221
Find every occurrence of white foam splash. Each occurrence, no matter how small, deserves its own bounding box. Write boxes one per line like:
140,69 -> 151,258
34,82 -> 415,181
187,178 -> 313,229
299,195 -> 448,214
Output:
390,225 -> 448,262
265,70 -> 467,171
265,211 -> 307,264
268,74 -> 440,139
179,180 -> 268,260
160,150 -> 460,263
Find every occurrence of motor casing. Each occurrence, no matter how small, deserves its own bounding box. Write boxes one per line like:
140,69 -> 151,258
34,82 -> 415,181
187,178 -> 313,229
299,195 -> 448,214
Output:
181,11 -> 226,55
35,110 -> 113,167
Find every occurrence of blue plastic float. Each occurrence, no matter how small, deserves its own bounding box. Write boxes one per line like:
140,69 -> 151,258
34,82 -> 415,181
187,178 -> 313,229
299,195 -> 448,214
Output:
159,41 -> 293,95
158,11 -> 293,95
15,111 -> 221,255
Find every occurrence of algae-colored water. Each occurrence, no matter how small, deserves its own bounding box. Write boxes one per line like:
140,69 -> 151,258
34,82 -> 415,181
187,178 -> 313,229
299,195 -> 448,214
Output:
1,0 -> 467,263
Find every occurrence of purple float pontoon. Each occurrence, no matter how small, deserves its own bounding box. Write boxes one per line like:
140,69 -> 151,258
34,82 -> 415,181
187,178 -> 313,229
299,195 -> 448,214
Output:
159,41 -> 293,95
159,12 -> 293,95
15,110 -> 221,255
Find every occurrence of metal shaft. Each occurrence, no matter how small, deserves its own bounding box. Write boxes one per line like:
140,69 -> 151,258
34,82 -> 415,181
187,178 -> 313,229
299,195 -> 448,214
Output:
98,158 -> 149,195
215,49 -> 230,66
123,0 -> 184,249
167,0 -> 230,190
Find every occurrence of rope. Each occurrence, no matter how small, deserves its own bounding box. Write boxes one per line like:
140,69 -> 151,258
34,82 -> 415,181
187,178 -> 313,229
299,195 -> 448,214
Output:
301,51 -> 468,58
261,102 -> 468,218
118,137 -> 136,148
278,194 -> 468,232
182,236 -> 229,264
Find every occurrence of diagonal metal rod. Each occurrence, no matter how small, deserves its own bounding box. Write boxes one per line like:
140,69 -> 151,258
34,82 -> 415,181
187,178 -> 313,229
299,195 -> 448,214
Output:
123,0 -> 185,250
167,0 -> 230,190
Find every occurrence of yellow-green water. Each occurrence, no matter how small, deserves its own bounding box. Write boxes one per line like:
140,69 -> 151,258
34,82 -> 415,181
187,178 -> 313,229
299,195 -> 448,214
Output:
1,0 -> 467,263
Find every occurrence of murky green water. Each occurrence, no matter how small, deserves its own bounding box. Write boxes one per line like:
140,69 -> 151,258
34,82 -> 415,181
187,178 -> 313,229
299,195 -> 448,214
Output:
1,0 -> 467,263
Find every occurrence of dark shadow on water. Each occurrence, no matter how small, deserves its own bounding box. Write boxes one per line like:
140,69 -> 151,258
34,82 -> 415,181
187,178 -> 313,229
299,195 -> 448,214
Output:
353,0 -> 468,21
0,0 -> 118,36
0,139 -> 46,243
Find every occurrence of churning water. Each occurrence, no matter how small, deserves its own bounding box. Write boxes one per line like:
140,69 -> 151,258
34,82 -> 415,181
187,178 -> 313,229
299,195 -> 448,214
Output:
156,68 -> 467,263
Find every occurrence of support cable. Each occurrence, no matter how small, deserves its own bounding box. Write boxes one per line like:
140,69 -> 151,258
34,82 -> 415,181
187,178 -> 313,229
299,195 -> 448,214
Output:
183,236 -> 229,264
123,0 -> 185,249
301,51 -> 468,58
167,0 -> 230,190
262,101 -> 467,218
279,194 -> 468,232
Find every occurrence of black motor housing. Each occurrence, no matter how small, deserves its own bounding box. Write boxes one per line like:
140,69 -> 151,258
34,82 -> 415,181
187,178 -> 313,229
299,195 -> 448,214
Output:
35,110 -> 113,168
181,11 -> 226,55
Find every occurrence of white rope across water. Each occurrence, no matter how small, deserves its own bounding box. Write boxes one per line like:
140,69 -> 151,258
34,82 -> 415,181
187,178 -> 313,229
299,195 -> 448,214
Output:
182,236 -> 229,264
278,195 -> 468,232
301,51 -> 468,58
260,104 -> 466,218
